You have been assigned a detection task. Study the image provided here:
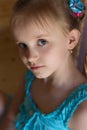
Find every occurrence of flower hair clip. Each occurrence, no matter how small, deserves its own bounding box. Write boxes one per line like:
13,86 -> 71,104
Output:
69,0 -> 85,17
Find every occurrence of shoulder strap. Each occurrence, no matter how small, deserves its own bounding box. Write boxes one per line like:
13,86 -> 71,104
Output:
25,70 -> 35,96
61,84 -> 87,125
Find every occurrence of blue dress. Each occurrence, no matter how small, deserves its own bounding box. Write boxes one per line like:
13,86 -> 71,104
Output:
15,70 -> 87,130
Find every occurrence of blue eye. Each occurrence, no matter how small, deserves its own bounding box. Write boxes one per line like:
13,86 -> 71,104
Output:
18,42 -> 27,49
38,39 -> 47,46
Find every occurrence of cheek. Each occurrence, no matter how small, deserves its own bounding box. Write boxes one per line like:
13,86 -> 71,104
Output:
18,51 -> 25,63
20,56 -> 26,64
18,48 -> 29,60
43,44 -> 67,60
42,45 -> 68,68
19,52 -> 28,66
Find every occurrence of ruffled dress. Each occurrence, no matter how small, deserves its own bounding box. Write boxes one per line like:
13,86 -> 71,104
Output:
15,70 -> 87,130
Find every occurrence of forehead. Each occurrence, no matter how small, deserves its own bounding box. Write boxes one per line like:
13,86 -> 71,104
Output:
13,15 -> 54,29
13,17 -> 59,34
12,16 -> 65,39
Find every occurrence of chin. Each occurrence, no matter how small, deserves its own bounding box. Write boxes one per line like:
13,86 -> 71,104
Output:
33,71 -> 53,79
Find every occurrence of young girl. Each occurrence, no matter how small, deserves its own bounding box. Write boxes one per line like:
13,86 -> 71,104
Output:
1,0 -> 87,130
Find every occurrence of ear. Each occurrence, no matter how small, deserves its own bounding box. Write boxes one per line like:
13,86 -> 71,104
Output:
67,29 -> 81,50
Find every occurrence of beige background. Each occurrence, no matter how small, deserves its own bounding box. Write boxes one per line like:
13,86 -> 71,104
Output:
0,0 -> 87,95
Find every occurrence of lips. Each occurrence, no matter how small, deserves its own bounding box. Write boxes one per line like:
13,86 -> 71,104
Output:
31,66 -> 44,70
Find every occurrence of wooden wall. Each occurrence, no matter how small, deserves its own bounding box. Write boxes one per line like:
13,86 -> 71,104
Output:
0,0 -> 26,94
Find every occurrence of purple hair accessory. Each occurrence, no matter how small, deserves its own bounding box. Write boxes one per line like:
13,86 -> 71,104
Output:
73,12 -> 83,17
69,0 -> 85,17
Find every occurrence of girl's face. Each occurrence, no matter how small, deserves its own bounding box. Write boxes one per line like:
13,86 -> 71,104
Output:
13,20 -> 70,79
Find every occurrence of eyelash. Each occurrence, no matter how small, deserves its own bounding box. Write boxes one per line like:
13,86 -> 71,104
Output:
37,39 -> 47,46
17,39 -> 47,50
18,43 -> 27,49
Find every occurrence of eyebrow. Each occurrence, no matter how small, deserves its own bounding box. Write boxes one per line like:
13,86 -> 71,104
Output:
15,33 -> 49,44
15,41 -> 25,44
35,34 -> 49,38
15,41 -> 20,44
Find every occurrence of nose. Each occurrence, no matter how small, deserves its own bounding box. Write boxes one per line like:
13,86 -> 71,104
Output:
26,48 -> 39,63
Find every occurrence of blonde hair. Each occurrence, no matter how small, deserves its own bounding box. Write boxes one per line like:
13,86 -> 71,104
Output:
11,0 -> 86,59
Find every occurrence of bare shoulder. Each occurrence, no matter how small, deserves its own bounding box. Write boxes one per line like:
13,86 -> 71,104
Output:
69,100 -> 87,130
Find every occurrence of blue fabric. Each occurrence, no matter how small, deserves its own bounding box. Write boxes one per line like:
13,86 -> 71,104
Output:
15,70 -> 87,130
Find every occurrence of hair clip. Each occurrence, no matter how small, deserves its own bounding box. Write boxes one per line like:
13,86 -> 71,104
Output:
69,0 -> 85,17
